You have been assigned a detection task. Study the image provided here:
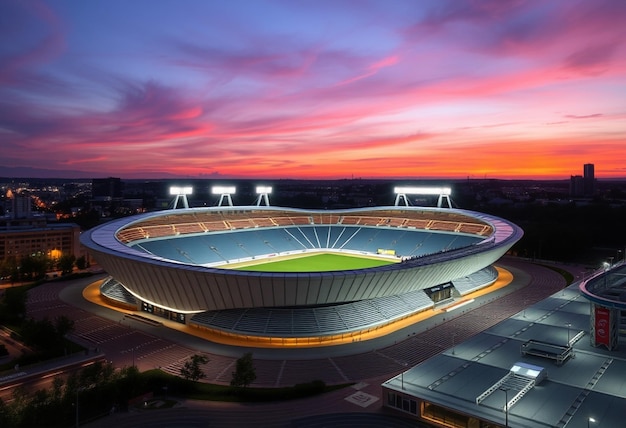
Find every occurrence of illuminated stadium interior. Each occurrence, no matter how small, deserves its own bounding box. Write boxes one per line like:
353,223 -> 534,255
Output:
81,188 -> 523,347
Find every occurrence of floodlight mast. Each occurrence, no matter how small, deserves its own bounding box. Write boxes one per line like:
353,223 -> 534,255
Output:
211,186 -> 236,206
393,186 -> 452,208
169,186 -> 193,209
255,186 -> 272,206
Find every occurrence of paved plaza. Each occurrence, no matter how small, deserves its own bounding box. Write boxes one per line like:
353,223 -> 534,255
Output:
16,257 -> 583,427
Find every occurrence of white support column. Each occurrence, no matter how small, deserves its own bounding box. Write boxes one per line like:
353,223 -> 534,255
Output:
437,194 -> 452,208
394,193 -> 409,206
212,186 -> 236,207
217,194 -> 233,206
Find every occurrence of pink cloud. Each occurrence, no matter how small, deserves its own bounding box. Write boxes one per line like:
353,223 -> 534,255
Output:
0,2 -> 66,85
564,114 -> 603,119
1,1 -> 625,180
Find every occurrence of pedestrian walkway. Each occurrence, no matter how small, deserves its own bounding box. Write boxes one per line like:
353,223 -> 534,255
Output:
79,265 -> 515,351
46,257 -> 575,390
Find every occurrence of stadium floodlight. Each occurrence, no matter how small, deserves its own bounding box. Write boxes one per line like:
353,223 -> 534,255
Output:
169,186 -> 193,209
211,186 -> 236,206
169,186 -> 193,196
211,186 -> 236,194
255,186 -> 272,206
394,186 -> 451,195
256,186 -> 272,194
394,186 -> 453,208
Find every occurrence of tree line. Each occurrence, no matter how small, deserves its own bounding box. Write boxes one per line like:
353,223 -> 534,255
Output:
0,254 -> 88,283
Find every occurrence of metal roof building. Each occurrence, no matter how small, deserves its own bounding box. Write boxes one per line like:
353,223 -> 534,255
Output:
382,270 -> 626,428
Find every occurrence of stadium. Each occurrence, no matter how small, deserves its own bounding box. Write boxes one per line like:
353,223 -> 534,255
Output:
80,186 -> 523,346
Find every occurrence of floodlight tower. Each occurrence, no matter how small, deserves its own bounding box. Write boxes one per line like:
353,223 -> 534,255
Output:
394,187 -> 412,206
255,186 -> 272,206
169,186 -> 193,209
393,187 -> 452,208
436,189 -> 453,209
212,186 -> 236,206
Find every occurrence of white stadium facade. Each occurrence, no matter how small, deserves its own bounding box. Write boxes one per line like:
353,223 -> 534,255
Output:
80,187 -> 523,344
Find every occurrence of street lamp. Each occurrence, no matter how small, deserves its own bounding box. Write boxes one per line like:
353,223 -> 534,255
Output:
75,388 -> 79,428
500,387 -> 510,428
400,362 -> 408,390
132,346 -> 140,367
603,261 -> 611,289
75,386 -> 86,428
451,333 -> 457,355
565,322 -> 572,347
588,417 -> 596,428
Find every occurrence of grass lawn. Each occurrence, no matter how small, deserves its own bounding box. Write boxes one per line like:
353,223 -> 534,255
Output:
234,253 -> 395,272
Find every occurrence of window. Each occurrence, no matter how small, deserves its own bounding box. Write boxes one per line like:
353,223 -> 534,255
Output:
387,391 -> 417,415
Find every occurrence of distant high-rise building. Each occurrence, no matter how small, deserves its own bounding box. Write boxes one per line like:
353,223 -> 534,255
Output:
583,163 -> 595,197
92,177 -> 123,200
569,175 -> 584,198
10,195 -> 32,219
90,177 -> 125,217
570,164 -> 596,198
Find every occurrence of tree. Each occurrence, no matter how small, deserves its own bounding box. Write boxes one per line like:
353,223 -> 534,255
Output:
20,315 -> 75,355
0,396 -> 13,428
180,354 -> 208,381
57,254 -> 76,275
80,360 -> 114,387
75,255 -> 87,270
55,315 -> 75,337
0,256 -> 18,280
0,286 -> 28,322
230,352 -> 256,389
19,254 -> 48,281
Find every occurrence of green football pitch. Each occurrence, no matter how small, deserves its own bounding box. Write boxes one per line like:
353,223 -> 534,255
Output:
234,253 -> 396,272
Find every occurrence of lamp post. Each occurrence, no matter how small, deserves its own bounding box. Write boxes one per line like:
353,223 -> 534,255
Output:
565,322 -> 571,347
75,386 -> 86,428
132,346 -> 140,368
75,388 -> 79,428
588,417 -> 596,428
401,362 -> 408,390
499,387 -> 509,428
451,333 -> 457,355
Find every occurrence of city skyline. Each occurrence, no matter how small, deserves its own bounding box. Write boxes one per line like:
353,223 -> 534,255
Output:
1,0 -> 625,180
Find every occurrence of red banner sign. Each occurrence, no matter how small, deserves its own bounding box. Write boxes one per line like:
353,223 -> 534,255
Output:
595,306 -> 610,347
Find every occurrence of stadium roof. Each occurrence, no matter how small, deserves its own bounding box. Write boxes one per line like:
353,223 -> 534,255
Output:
580,263 -> 626,310
81,205 -> 522,312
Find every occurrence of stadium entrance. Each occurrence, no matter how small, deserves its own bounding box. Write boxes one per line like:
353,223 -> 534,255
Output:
423,283 -> 455,304
142,302 -> 186,324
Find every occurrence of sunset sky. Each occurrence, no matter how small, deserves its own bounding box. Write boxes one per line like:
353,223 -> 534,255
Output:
1,0 -> 625,180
